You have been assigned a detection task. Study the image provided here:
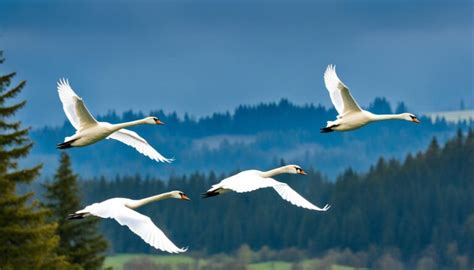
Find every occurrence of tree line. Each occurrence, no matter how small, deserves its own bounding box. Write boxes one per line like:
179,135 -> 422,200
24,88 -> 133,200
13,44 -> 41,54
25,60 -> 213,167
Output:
79,129 -> 473,269
30,90 -> 469,179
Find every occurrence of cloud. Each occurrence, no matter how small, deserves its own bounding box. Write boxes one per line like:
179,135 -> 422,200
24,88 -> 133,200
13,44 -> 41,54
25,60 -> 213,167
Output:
0,0 -> 472,127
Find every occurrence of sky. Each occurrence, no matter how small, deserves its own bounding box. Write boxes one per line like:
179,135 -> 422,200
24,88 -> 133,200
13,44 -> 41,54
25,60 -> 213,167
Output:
0,0 -> 472,127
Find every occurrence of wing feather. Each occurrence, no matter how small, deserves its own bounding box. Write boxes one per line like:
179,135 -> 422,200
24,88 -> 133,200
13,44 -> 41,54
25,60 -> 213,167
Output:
323,65 -> 362,116
212,171 -> 330,211
88,205 -> 186,253
57,78 -> 98,130
107,129 -> 173,163
273,184 -> 330,211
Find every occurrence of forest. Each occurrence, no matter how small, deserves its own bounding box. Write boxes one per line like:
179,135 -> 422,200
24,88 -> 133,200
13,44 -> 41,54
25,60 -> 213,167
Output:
30,97 -> 469,179
72,130 -> 473,269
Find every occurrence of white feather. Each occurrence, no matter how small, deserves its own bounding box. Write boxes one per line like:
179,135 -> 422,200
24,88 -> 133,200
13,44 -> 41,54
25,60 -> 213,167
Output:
56,78 -> 172,163
272,184 -> 330,211
321,65 -> 420,132
107,129 -> 173,163
323,65 -> 362,116
57,78 -> 98,130
208,168 -> 329,211
80,197 -> 186,253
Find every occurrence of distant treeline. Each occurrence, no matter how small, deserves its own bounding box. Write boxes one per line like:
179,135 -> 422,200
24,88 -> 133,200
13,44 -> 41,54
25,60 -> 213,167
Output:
79,130 -> 473,268
31,98 -> 470,178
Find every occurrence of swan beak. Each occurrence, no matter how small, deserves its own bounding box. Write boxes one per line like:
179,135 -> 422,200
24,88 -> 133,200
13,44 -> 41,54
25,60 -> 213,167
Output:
298,169 -> 307,175
181,194 -> 191,201
155,119 -> 165,125
412,118 -> 420,124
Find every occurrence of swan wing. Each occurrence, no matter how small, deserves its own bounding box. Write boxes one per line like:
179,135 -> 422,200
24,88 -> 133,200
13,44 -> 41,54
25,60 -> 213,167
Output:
89,204 -> 186,253
217,172 -> 281,193
273,183 -> 331,211
107,129 -> 172,163
323,65 -> 362,116
57,78 -> 98,130
215,172 -> 330,211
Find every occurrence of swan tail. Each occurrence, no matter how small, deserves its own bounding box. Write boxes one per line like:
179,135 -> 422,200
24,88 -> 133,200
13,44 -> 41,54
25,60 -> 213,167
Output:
57,138 -> 78,149
201,190 -> 221,199
320,126 -> 335,133
320,121 -> 339,133
67,212 -> 86,220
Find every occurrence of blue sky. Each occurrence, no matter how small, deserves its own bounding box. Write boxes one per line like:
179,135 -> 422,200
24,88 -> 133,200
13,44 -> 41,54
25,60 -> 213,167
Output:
0,0 -> 472,127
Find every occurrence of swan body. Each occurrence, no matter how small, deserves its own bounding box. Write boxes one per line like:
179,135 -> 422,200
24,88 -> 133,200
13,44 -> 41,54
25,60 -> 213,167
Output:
56,79 -> 172,163
321,65 -> 420,132
68,191 -> 191,253
203,165 -> 330,211
64,122 -> 115,146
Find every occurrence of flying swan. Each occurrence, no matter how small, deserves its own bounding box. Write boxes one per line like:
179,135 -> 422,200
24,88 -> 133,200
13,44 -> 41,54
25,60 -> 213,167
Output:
68,190 -> 191,253
321,65 -> 420,132
203,165 -> 330,211
56,78 -> 172,163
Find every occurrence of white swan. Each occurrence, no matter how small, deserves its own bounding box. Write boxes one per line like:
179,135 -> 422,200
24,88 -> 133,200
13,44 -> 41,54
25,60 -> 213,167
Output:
56,78 -> 172,163
203,165 -> 330,211
68,190 -> 191,253
321,65 -> 420,132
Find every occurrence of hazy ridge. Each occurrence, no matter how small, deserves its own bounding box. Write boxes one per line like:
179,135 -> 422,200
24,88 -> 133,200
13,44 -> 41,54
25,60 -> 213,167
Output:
30,98 -> 470,179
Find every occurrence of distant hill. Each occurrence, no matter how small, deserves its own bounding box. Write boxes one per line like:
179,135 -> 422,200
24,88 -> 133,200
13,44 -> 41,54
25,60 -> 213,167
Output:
425,109 -> 474,123
30,98 -> 471,179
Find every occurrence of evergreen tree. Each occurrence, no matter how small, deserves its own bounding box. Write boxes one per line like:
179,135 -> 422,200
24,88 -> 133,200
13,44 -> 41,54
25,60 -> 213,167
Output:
395,102 -> 408,114
44,152 -> 108,269
0,51 -> 72,269
368,97 -> 392,114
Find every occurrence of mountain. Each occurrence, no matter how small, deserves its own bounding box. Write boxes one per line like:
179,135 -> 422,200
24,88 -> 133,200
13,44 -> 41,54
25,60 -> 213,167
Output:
30,98 -> 470,179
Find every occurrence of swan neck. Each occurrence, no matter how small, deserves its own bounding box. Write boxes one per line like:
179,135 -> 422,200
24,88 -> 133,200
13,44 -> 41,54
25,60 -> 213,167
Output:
126,192 -> 172,209
261,166 -> 289,178
112,119 -> 147,131
371,113 -> 403,121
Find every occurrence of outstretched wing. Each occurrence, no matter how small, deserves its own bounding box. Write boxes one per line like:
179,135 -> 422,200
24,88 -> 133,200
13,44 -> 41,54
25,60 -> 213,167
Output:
107,129 -> 173,163
323,65 -> 362,116
57,78 -> 97,130
272,183 -> 331,211
212,171 -> 330,211
213,171 -> 279,193
88,204 -> 186,253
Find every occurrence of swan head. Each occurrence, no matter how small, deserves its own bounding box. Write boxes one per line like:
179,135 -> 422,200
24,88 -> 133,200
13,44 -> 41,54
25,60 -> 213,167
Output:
401,113 -> 420,124
287,165 -> 307,175
145,116 -> 164,125
170,190 -> 191,201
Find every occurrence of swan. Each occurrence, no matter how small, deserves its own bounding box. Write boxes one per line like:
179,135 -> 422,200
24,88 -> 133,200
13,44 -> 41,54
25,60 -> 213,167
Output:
321,65 -> 420,132
202,165 -> 330,211
56,78 -> 172,163
68,190 -> 191,253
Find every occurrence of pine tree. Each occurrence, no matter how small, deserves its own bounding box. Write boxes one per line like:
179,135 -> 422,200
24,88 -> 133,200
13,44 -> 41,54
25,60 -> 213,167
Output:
44,152 -> 108,269
0,51 -> 72,269
395,102 -> 408,114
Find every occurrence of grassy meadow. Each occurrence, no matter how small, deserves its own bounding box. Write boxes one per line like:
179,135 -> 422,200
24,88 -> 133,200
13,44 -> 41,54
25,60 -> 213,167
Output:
104,254 -> 363,270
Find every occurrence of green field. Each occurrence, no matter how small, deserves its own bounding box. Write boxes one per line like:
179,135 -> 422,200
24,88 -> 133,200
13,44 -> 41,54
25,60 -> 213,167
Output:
248,260 -> 361,270
105,254 -> 204,270
104,254 -> 363,270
